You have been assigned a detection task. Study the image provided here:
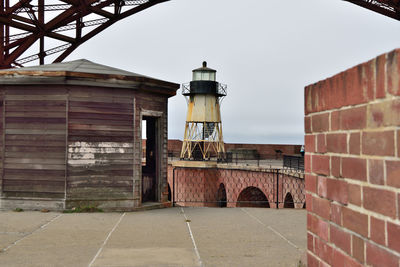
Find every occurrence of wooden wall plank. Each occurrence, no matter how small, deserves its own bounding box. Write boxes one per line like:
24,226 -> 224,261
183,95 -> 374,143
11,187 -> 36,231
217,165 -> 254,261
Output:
69,118 -> 133,126
5,100 -> 66,106
5,158 -> 65,164
4,85 -> 68,95
6,112 -> 66,118
68,124 -> 132,131
4,163 -> 65,170
68,130 -> 133,137
3,192 -> 64,198
5,95 -> 67,101
6,117 -> 67,124
5,152 -> 65,158
69,101 -> 133,110
6,146 -> 65,152
6,106 -> 66,112
4,168 -> 65,178
69,96 -> 133,104
68,87 -> 133,97
2,91 -> 67,197
6,123 -> 66,130
68,106 -> 133,115
69,112 -> 132,121
3,180 -> 65,193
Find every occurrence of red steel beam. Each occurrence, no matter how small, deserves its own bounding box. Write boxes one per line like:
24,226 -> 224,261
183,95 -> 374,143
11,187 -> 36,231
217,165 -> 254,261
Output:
54,0 -> 169,62
39,0 -> 44,64
344,0 -> 400,20
0,0 -> 170,68
3,0 -> 31,16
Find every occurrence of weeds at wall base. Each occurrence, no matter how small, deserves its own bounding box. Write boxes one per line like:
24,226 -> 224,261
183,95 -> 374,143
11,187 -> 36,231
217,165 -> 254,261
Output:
63,206 -> 104,213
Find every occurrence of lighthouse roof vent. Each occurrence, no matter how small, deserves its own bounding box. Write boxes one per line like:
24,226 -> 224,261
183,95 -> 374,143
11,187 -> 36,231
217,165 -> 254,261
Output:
192,61 -> 216,73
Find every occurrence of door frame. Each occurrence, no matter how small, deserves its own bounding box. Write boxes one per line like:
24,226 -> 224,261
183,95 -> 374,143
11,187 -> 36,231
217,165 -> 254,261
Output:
140,109 -> 163,203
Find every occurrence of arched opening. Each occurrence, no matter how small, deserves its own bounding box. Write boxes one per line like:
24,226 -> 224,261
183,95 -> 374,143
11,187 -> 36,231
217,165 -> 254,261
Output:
284,193 -> 295,208
237,186 -> 270,208
217,183 -> 227,207
168,183 -> 172,202
302,202 -> 306,209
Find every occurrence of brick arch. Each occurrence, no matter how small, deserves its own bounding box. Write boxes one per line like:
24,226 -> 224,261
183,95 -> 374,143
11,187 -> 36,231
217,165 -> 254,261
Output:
217,183 -> 227,207
167,183 -> 172,202
282,175 -> 305,208
284,192 -> 294,208
220,169 -> 275,207
236,186 -> 270,208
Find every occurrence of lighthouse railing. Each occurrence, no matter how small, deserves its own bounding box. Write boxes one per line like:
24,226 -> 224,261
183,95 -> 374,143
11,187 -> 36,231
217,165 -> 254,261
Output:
181,82 -> 227,96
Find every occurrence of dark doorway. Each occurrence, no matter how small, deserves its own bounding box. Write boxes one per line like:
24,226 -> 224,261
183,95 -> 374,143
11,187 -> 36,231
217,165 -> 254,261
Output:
284,193 -> 295,208
142,116 -> 158,202
217,183 -> 227,207
237,186 -> 270,208
168,183 -> 172,201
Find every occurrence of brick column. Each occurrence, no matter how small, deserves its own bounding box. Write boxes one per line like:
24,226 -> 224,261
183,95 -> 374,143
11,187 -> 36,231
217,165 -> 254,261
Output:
305,49 -> 400,267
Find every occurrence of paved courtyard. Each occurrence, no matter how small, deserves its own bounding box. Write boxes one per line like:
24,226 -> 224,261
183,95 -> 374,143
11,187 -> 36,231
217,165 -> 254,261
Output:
0,207 -> 306,267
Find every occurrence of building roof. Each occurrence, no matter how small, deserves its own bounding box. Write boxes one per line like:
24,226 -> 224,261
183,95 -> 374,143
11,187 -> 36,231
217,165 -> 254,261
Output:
0,59 -> 179,96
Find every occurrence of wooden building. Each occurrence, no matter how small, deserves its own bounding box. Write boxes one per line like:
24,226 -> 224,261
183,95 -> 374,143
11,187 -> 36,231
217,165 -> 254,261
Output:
0,59 -> 179,211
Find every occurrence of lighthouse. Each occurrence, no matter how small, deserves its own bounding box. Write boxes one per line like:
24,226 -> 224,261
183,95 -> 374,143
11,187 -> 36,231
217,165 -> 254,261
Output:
180,61 -> 227,161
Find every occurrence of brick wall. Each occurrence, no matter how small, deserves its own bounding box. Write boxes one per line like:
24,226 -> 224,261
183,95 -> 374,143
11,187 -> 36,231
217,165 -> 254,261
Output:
167,139 -> 301,159
305,49 -> 400,266
167,164 -> 305,208
167,139 -> 183,157
225,143 -> 301,159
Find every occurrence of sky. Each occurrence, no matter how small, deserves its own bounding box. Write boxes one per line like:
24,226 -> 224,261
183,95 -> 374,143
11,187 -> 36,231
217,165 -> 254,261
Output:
66,0 -> 400,145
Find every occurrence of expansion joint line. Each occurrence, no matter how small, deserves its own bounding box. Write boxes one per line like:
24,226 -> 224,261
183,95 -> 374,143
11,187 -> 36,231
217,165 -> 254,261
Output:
88,212 -> 126,267
0,214 -> 63,253
241,208 -> 302,251
180,207 -> 203,267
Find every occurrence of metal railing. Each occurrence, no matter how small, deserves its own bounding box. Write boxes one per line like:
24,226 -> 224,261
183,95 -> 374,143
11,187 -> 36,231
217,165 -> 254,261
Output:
283,155 -> 304,171
181,82 -> 227,96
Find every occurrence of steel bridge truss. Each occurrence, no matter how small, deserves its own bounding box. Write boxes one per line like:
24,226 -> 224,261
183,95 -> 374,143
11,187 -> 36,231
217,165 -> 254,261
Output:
344,0 -> 400,20
0,0 -> 168,68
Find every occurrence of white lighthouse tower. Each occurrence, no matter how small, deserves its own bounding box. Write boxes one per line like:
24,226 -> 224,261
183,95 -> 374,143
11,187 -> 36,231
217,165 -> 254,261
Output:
180,61 -> 227,161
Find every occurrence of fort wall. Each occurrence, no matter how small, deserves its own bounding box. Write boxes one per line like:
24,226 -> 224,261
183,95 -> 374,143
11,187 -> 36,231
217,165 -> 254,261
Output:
305,49 -> 400,266
167,139 -> 301,159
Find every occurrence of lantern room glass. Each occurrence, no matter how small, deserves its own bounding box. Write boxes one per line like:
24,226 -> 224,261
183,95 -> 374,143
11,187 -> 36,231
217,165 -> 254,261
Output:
192,71 -> 216,81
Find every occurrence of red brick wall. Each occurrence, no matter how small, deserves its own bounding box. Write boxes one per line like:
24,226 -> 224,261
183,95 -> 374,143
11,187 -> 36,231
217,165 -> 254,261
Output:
167,164 -> 305,208
224,143 -> 301,159
167,139 -> 183,157
305,49 -> 400,266
167,139 -> 301,159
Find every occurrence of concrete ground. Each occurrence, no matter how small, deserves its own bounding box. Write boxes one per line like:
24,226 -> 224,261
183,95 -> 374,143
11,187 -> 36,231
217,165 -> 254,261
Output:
0,207 -> 306,267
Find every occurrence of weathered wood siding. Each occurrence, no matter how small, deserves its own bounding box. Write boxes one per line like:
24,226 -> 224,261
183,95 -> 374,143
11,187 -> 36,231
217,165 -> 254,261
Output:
2,86 -> 67,199
67,87 -> 135,203
0,92 -> 3,196
0,85 -> 171,209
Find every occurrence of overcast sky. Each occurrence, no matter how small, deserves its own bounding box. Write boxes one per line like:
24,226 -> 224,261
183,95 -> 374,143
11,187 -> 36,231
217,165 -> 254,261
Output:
66,0 -> 400,145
